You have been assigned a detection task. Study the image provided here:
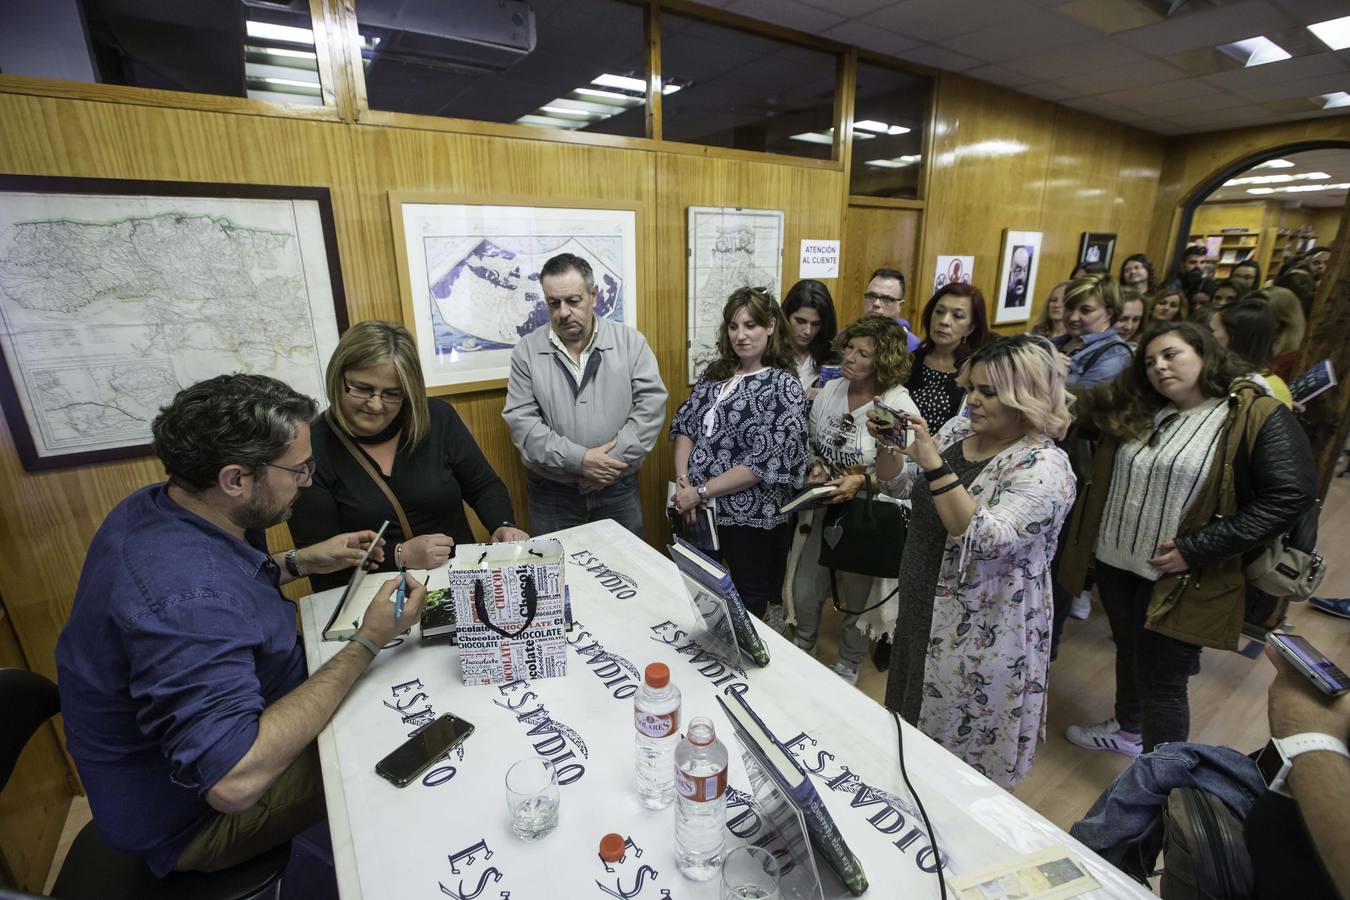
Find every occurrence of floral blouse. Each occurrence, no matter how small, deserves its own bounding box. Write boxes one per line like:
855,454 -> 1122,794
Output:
670,368 -> 808,529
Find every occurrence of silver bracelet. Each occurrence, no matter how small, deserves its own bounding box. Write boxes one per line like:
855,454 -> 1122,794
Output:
346,634 -> 381,657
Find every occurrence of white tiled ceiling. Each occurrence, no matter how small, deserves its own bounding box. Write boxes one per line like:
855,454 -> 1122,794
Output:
1205,148 -> 1350,207
700,0 -> 1350,135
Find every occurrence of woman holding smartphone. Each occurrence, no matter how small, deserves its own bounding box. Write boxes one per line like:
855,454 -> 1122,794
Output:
785,316 -> 920,684
670,288 -> 808,619
872,335 -> 1075,788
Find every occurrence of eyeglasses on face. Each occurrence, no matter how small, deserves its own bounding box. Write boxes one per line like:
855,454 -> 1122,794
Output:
864,291 -> 902,305
343,379 -> 405,404
264,457 -> 317,483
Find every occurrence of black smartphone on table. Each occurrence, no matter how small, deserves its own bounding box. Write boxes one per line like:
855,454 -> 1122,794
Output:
1268,631 -> 1350,697
375,713 -> 476,787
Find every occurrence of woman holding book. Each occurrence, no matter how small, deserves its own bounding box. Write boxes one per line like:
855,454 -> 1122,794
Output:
671,288 -> 809,619
872,335 -> 1076,789
290,321 -> 528,591
784,315 -> 921,684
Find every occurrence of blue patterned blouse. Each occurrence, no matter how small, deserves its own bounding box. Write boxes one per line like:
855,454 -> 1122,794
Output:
670,367 -> 809,529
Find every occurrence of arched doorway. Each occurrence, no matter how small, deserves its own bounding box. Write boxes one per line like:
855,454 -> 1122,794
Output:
1167,139 -> 1350,278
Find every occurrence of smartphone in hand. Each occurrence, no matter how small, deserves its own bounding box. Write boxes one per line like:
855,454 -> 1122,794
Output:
871,401 -> 909,447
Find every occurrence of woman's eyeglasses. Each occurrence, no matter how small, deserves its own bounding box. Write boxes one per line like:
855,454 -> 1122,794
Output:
344,380 -> 405,404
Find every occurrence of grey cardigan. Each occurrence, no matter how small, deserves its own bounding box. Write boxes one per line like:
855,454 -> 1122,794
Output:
502,317 -> 668,484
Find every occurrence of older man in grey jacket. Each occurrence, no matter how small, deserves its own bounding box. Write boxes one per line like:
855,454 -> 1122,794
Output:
503,252 -> 667,536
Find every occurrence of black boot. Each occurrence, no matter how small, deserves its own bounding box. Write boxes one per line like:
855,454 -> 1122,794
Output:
872,635 -> 891,671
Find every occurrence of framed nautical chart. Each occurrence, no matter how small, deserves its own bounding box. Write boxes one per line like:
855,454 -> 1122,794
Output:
0,175 -> 347,471
390,194 -> 640,394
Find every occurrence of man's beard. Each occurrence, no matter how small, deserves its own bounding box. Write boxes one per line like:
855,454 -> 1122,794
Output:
237,482 -> 292,531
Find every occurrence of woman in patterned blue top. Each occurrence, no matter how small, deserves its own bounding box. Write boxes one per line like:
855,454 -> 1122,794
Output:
671,288 -> 809,617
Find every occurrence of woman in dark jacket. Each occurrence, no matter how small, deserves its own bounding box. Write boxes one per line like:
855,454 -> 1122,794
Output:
1057,322 -> 1315,758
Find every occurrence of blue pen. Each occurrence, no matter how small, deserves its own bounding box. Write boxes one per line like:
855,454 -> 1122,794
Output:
394,566 -> 408,620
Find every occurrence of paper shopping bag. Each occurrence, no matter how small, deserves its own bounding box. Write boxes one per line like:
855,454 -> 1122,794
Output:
450,539 -> 567,686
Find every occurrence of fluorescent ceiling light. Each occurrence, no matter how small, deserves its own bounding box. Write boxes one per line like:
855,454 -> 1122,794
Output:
854,119 -> 912,135
515,114 -> 586,130
592,73 -> 646,93
662,84 -> 682,95
574,87 -> 641,105
248,46 -> 317,61
1308,15 -> 1350,51
540,106 -> 602,120
789,131 -> 833,145
1217,36 -> 1292,67
1253,158 -> 1294,169
1247,182 -> 1350,195
1320,92 -> 1350,109
261,76 -> 318,89
245,20 -> 314,45
1225,171 -> 1331,186
864,155 -> 922,169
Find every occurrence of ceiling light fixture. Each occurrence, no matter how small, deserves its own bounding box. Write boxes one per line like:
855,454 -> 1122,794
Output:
788,128 -> 875,145
1320,92 -> 1350,109
1253,159 -> 1295,169
854,119 -> 912,135
245,21 -> 314,45
1224,171 -> 1332,186
1216,36 -> 1292,67
591,73 -> 646,93
1307,15 -> 1350,51
1247,182 -> 1350,195
864,155 -> 922,169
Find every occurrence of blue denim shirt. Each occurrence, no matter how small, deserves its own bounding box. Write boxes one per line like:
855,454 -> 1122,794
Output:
1055,329 -> 1133,388
55,484 -> 306,876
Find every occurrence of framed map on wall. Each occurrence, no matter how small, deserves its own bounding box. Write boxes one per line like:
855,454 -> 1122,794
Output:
390,195 -> 640,394
686,207 -> 784,384
0,175 -> 347,472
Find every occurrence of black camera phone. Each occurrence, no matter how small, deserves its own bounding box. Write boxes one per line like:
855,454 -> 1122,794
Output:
1268,632 -> 1350,697
375,713 -> 475,787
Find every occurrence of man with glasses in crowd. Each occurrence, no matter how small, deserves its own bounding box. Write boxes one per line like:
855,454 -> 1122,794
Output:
863,265 -> 922,351
56,373 -> 425,877
504,252 -> 667,536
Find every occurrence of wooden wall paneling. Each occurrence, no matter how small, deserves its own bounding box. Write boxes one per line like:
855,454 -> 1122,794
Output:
0,601 -> 73,892
840,205 -> 922,326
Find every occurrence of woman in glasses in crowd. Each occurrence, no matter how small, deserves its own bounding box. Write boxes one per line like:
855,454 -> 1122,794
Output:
786,315 -> 920,684
1058,322 -> 1314,759
671,288 -> 809,620
872,335 -> 1076,789
290,320 -> 528,590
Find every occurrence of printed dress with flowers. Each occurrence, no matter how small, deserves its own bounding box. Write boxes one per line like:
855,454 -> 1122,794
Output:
882,416 -> 1075,789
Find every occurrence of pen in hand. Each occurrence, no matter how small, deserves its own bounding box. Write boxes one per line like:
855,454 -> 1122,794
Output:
394,566 -> 408,621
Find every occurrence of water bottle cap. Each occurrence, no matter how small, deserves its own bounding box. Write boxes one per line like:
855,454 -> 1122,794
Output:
599,833 -> 626,862
644,662 -> 670,689
687,716 -> 716,745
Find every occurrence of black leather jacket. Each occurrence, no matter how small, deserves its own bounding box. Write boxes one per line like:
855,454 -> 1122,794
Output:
1174,403 -> 1316,568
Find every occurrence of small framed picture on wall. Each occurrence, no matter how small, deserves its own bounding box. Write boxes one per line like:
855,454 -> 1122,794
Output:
1078,232 -> 1117,271
994,230 -> 1042,325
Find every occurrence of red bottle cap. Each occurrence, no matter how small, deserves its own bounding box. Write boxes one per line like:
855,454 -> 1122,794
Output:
644,662 -> 669,689
599,833 -> 626,863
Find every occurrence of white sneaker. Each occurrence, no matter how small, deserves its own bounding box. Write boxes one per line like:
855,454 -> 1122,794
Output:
833,661 -> 859,685
1065,719 -> 1142,757
1069,591 -> 1092,620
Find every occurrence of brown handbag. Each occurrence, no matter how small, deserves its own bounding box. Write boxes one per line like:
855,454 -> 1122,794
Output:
326,411 -> 415,542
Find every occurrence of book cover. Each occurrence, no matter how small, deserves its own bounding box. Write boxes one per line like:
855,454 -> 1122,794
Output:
781,484 -> 837,515
1290,359 -> 1337,404
420,585 -> 456,644
668,538 -> 771,667
717,692 -> 869,896
666,482 -> 719,551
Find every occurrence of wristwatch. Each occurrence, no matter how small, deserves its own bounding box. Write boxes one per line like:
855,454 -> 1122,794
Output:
696,484 -> 708,500
1256,732 -> 1349,797
284,549 -> 302,577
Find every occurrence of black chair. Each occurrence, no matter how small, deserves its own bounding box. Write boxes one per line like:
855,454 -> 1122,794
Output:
0,668 -> 291,900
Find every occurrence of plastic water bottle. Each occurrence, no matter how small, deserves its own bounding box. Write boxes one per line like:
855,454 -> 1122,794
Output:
634,662 -> 681,809
674,716 -> 728,881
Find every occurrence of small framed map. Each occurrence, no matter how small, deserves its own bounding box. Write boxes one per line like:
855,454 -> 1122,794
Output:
390,194 -> 640,394
0,175 -> 347,471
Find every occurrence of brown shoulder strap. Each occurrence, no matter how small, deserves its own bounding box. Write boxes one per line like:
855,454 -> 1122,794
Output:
326,411 -> 415,541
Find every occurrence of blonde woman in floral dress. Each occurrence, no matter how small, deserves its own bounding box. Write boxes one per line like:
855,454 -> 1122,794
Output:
871,334 -> 1076,789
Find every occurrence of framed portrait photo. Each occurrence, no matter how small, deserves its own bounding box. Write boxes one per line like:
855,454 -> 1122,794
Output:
1079,232 -> 1117,271
993,230 -> 1042,325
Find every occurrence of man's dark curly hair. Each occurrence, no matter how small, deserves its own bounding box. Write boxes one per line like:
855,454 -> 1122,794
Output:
152,373 -> 317,492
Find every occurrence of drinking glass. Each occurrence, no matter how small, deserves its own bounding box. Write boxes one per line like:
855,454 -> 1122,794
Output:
505,756 -> 559,842
721,845 -> 781,900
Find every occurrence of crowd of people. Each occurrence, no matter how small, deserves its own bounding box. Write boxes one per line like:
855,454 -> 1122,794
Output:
51,242 -> 1340,889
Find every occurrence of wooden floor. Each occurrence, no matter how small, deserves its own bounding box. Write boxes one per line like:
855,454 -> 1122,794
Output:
44,476 -> 1350,888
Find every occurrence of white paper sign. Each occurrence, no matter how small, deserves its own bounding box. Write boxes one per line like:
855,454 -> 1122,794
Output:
933,255 -> 974,292
799,239 -> 840,278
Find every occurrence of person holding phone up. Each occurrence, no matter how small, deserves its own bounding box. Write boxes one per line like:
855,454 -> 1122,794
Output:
784,316 -> 920,684
871,335 -> 1076,789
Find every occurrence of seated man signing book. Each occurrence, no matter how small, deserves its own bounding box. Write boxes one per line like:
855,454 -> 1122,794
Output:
55,374 -> 427,877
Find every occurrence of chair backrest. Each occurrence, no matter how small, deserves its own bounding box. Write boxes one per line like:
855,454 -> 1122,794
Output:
0,668 -> 60,792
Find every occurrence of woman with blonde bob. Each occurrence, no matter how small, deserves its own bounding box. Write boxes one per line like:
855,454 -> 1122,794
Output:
290,320 -> 528,590
871,334 -> 1077,788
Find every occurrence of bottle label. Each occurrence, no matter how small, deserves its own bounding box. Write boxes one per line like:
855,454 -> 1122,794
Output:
675,767 -> 727,802
635,708 -> 678,738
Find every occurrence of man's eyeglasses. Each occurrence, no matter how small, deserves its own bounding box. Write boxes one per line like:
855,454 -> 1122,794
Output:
343,380 -> 405,404
864,291 -> 902,305
264,458 -> 317,483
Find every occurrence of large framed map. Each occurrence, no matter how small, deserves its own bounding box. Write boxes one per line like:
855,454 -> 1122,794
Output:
686,207 -> 784,383
0,176 -> 347,471
390,194 -> 640,394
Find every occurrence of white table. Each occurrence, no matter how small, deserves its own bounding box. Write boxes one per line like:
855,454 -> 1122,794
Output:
300,520 -> 1151,900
